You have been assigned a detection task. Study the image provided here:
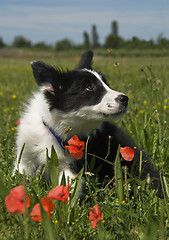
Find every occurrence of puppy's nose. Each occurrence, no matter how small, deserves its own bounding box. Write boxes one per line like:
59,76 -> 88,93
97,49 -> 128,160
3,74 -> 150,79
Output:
115,94 -> 129,106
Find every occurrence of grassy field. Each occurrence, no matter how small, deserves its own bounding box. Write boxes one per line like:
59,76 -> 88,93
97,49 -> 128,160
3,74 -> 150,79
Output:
0,49 -> 169,239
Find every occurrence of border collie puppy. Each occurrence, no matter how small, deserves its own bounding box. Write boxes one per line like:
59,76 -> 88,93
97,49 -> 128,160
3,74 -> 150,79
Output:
14,51 -> 161,195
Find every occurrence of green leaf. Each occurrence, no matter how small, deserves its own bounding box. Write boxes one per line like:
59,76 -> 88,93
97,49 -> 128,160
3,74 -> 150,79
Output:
60,171 -> 66,186
97,222 -> 111,240
40,202 -> 56,240
87,155 -> 96,172
69,167 -> 84,207
138,218 -> 157,240
48,146 -> 59,187
68,205 -> 76,225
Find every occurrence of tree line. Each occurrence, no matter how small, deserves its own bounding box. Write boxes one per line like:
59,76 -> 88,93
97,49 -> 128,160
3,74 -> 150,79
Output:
0,21 -> 169,51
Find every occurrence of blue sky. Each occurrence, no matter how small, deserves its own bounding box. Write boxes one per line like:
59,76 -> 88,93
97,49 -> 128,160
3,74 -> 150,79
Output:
0,0 -> 169,45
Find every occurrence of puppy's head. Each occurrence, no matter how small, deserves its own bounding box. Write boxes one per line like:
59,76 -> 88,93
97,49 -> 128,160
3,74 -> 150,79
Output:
31,51 -> 128,121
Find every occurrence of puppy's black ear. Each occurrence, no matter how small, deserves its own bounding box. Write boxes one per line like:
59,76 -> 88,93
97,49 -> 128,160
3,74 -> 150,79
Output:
77,50 -> 93,70
31,61 -> 57,95
30,61 -> 55,86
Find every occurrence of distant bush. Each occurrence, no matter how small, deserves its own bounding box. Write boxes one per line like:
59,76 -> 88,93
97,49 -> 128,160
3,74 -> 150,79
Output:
104,35 -> 124,49
12,36 -> 32,48
33,41 -> 53,50
0,37 -> 5,48
55,38 -> 73,51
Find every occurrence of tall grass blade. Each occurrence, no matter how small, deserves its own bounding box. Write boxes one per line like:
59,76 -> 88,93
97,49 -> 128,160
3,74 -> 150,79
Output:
162,175 -> 169,198
159,206 -> 165,240
139,219 -> 157,240
114,145 -> 124,202
0,173 -> 9,199
17,143 -> 25,172
139,150 -> 143,176
23,174 -> 30,240
152,132 -> 158,159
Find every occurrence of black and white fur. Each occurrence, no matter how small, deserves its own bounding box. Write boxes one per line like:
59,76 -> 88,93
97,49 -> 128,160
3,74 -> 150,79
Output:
14,51 -> 161,195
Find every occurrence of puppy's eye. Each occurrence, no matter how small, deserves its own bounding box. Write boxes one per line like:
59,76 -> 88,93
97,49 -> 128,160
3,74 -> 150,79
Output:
85,84 -> 95,91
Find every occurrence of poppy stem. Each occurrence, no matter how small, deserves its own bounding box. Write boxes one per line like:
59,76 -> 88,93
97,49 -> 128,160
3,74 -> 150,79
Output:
85,136 -> 90,178
87,153 -> 114,166
99,177 -> 115,192
105,136 -> 112,160
115,145 -> 124,202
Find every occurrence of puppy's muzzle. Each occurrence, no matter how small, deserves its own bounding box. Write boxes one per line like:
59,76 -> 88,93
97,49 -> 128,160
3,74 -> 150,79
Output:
115,94 -> 129,107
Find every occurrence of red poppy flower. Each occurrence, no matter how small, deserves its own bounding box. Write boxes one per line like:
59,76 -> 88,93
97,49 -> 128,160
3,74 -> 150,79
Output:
89,204 -> 103,229
65,135 -> 85,159
15,119 -> 20,125
5,185 -> 30,215
47,183 -> 70,204
30,197 -> 55,222
120,146 -> 134,161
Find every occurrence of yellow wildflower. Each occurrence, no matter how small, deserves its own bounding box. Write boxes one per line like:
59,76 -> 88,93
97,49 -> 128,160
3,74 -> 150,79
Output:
12,94 -> 17,99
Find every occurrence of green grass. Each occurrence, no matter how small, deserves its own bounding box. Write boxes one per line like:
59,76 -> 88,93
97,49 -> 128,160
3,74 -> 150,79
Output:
0,49 -> 169,239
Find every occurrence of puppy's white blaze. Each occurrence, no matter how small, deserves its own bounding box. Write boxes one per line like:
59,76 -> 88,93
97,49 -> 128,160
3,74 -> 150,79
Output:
84,69 -> 111,91
83,69 -> 126,115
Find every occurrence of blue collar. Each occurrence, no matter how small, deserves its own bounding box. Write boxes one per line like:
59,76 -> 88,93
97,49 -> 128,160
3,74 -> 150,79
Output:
42,119 -> 65,151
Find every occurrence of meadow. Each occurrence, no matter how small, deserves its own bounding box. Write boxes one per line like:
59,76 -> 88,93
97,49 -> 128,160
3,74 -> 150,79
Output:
0,49 -> 169,239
